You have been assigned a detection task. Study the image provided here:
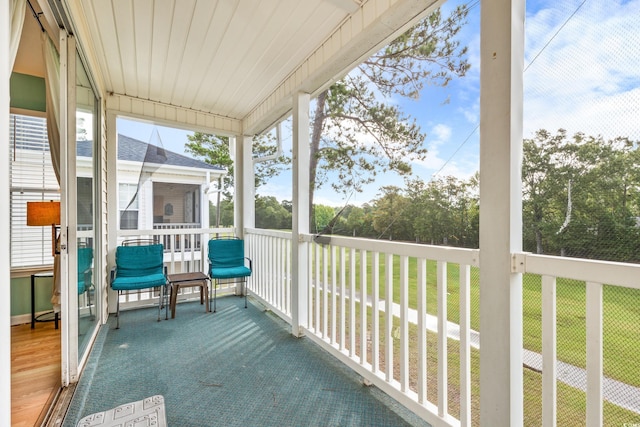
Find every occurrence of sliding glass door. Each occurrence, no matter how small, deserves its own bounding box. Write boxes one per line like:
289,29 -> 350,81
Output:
59,33 -> 101,385
75,48 -> 100,362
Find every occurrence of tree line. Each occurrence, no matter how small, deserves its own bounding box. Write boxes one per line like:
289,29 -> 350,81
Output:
211,129 -> 640,263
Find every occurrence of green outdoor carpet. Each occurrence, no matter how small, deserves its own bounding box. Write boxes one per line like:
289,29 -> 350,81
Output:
62,296 -> 431,427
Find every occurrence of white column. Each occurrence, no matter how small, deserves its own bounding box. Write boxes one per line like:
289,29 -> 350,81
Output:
234,135 -> 255,237
201,172 -> 210,229
106,111 -> 119,314
479,0 -> 525,425
232,135 -> 256,232
233,135 -> 254,295
291,92 -> 310,337
1,1 -> 12,424
242,136 -> 255,230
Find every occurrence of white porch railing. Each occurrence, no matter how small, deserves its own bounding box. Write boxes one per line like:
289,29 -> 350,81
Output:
245,228 -> 640,427
246,228 -> 478,427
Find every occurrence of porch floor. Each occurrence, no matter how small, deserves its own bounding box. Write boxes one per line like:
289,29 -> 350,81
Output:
62,296 -> 429,427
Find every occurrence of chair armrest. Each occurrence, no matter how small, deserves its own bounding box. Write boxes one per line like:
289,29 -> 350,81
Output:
245,257 -> 252,272
110,266 -> 116,284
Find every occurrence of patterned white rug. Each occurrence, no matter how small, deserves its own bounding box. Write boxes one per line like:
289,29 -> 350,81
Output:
76,395 -> 166,427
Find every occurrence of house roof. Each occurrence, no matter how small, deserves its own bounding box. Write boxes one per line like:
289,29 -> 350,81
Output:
77,134 -> 225,172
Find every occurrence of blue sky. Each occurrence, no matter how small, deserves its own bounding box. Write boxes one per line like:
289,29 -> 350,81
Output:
117,0 -> 640,207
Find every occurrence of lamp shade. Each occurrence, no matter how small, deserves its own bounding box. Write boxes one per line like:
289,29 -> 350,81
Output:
26,201 -> 60,226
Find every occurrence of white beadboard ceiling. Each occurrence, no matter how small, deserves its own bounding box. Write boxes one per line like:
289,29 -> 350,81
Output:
77,0 -> 363,123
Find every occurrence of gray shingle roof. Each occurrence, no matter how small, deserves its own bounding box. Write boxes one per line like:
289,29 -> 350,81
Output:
77,135 -> 225,171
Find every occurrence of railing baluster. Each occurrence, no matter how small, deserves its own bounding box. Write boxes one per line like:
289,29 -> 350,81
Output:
269,236 -> 274,305
400,255 -> 409,392
437,260 -> 448,418
459,264 -> 471,425
360,249 -> 368,365
315,243 -> 321,334
331,245 -> 337,346
417,258 -> 427,405
372,251 -> 380,373
349,247 -> 356,358
277,237 -> 282,311
385,252 -> 393,383
307,240 -> 313,329
541,274 -> 557,427
286,238 -> 291,315
323,244 -> 329,339
586,281 -> 603,427
340,246 -> 346,351
262,234 -> 268,301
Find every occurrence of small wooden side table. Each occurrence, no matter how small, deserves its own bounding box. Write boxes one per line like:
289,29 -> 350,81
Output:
167,272 -> 210,318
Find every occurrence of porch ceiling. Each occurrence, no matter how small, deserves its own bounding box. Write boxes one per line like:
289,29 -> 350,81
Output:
74,0 -> 360,124
66,0 -> 440,134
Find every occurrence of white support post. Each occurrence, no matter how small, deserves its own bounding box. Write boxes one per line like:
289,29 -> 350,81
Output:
201,173 -> 210,229
479,0 -> 525,425
106,110 -> 119,314
291,92 -> 310,337
232,136 -> 242,237
1,1 -> 12,424
234,135 -> 254,295
242,136 -> 255,231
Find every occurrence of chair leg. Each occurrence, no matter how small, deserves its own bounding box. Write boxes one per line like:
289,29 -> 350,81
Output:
116,291 -> 120,329
214,280 -> 217,313
244,279 -> 247,309
157,286 -> 163,322
87,287 -> 93,319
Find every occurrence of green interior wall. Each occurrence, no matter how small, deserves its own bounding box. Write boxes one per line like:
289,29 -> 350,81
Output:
10,72 -> 46,112
10,73 -> 49,320
11,276 -> 54,317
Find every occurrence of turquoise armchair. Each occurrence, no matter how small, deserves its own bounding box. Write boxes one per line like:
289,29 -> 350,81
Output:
110,242 -> 167,328
208,238 -> 252,312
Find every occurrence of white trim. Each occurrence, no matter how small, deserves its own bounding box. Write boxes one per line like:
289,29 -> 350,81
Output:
106,95 -> 242,136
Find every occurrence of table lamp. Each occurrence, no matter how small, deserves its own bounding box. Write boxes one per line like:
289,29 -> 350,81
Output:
27,201 -> 61,256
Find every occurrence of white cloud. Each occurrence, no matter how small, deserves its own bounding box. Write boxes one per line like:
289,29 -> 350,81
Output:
523,0 -> 640,140
410,123 -> 478,180
432,123 -> 452,142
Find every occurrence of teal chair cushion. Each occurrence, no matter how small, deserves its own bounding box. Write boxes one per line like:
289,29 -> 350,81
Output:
211,266 -> 252,279
112,273 -> 167,291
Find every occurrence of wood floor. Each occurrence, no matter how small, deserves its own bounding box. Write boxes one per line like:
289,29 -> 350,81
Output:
11,321 -> 61,427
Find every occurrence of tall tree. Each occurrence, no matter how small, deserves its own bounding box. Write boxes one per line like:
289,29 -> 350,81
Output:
308,5 -> 470,228
372,186 -> 412,240
522,129 -> 640,261
185,132 -> 289,199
